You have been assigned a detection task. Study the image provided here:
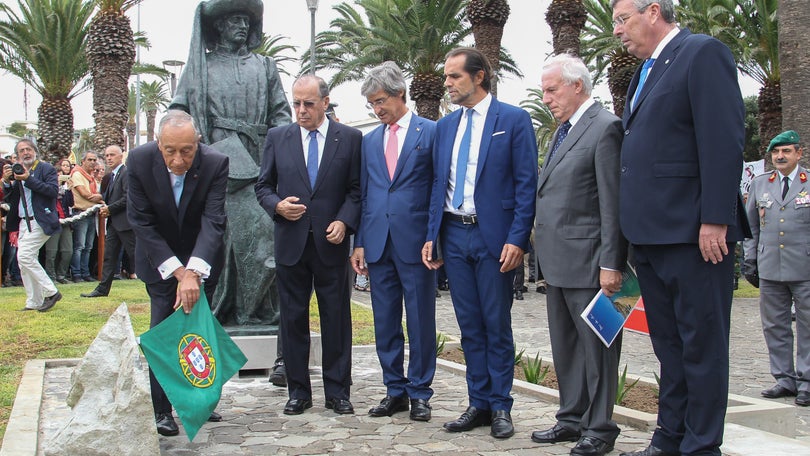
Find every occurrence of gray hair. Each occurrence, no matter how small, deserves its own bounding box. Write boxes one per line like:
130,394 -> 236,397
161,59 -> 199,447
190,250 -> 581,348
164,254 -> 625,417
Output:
361,61 -> 407,101
158,110 -> 201,138
293,74 -> 330,98
81,150 -> 98,162
542,53 -> 593,96
14,138 -> 38,156
610,0 -> 676,23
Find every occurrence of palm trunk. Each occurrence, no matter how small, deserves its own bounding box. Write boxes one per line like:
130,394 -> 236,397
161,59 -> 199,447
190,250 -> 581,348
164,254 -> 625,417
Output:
758,81 -> 782,161
37,96 -> 74,162
146,110 -> 157,142
778,0 -> 810,168
126,120 -> 136,152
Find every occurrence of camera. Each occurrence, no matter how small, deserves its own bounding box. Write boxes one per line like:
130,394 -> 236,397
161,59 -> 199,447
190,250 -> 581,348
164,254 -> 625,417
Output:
12,163 -> 25,175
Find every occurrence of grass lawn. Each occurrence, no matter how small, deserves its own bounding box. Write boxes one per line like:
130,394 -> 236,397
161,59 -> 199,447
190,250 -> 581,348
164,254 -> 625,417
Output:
0,279 -> 375,444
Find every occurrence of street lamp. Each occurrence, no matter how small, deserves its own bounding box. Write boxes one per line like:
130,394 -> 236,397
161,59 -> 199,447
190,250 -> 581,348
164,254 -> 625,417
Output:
306,0 -> 319,74
162,59 -> 185,97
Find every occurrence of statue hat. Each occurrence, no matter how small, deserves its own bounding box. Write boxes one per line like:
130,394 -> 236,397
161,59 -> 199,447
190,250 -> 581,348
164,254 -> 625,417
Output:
200,0 -> 264,51
767,130 -> 800,153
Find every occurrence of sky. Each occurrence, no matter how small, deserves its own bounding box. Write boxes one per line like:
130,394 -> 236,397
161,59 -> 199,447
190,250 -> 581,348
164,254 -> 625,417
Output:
0,0 -> 757,135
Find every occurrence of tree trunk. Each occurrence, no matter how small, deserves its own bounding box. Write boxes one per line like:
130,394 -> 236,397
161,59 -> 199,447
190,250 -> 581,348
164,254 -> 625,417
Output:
410,73 -> 444,121
778,0 -> 810,168
472,22 -> 504,97
546,0 -> 587,57
36,96 -> 74,163
126,120 -> 136,152
758,81 -> 782,162
146,110 -> 157,143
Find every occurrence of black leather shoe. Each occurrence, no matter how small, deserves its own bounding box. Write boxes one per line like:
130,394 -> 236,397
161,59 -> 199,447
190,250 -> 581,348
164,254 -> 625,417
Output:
155,413 -> 179,436
269,361 -> 286,387
410,398 -> 431,421
531,424 -> 581,443
80,289 -> 109,298
369,395 -> 409,417
490,410 -> 514,438
620,445 -> 679,456
325,398 -> 354,414
796,391 -> 810,406
39,291 -> 62,312
208,411 -> 222,422
571,436 -> 614,456
283,398 -> 312,415
82,276 -> 95,282
443,406 -> 491,432
514,290 -> 524,300
761,383 -> 797,398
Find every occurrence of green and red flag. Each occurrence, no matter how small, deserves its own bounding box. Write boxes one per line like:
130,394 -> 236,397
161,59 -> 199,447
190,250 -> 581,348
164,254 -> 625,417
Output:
140,293 -> 247,441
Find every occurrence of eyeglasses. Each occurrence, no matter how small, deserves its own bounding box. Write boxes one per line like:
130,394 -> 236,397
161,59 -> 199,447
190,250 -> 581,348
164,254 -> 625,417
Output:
292,100 -> 321,109
612,12 -> 637,27
365,96 -> 390,110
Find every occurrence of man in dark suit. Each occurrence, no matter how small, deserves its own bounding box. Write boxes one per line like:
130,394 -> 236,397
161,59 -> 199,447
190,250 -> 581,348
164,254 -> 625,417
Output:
81,145 -> 136,297
530,54 -> 626,456
1,139 -> 62,311
350,62 -> 437,421
127,110 -> 229,436
611,1 -> 748,455
255,75 -> 361,416
422,47 -> 537,439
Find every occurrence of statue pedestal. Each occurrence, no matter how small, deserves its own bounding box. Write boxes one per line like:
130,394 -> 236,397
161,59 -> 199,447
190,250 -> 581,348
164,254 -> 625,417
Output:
231,333 -> 322,371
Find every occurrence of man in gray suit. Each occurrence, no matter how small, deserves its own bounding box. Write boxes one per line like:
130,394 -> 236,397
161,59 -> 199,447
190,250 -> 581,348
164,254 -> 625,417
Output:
744,130 -> 810,407
530,54 -> 627,456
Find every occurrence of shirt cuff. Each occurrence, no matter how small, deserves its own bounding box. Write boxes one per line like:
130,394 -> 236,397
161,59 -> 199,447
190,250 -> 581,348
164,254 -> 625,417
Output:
600,267 -> 619,272
186,257 -> 212,279
158,256 -> 183,280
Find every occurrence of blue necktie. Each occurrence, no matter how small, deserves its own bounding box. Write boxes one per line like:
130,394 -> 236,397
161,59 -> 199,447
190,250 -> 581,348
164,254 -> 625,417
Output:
173,174 -> 184,206
631,58 -> 656,111
307,130 -> 318,187
452,109 -> 474,209
548,120 -> 571,160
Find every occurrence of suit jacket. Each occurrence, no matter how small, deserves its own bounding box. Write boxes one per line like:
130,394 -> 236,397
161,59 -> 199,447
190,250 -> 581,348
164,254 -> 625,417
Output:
255,121 -> 362,267
355,114 -> 435,264
426,98 -> 537,258
3,160 -> 60,236
536,102 -> 627,289
619,29 -> 750,244
126,142 -> 229,284
104,165 -> 132,232
743,167 -> 810,282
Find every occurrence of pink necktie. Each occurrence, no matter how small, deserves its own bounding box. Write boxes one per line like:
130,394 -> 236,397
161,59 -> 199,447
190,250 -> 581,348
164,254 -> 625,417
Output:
385,123 -> 399,179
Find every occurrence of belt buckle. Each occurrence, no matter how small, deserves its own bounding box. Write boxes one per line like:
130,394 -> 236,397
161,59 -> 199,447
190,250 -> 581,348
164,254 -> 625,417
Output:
461,214 -> 477,224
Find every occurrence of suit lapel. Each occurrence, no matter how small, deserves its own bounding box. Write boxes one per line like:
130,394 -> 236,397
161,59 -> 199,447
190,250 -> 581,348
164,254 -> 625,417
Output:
539,103 -> 600,189
151,151 -> 177,223
368,126 -> 388,182
178,150 -> 202,222
286,124 -> 309,190
395,116 -> 423,183
440,110 -> 463,183
316,122 -> 341,192
476,100 -> 499,183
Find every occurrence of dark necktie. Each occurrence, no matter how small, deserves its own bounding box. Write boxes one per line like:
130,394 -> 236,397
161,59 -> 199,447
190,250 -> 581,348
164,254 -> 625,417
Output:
307,130 -> 319,187
548,121 -> 571,160
631,58 -> 656,111
452,109 -> 474,209
782,176 -> 790,199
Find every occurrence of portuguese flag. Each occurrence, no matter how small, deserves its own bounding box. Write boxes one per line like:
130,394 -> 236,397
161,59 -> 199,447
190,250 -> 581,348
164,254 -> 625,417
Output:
140,293 -> 247,440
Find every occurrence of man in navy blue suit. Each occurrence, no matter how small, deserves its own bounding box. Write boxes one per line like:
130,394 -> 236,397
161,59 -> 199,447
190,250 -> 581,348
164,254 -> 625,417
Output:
611,1 -> 749,455
422,47 -> 537,439
351,62 -> 437,421
2,139 -> 62,312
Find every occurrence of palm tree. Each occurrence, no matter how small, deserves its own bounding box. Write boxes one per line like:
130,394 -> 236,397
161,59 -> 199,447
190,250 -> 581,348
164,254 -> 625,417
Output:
466,0 -> 510,96
86,0 -> 139,150
520,88 -> 557,163
545,0 -> 588,56
254,34 -> 298,77
139,80 -> 169,142
581,0 -> 640,116
778,0 -> 809,167
126,84 -> 136,150
0,0 -> 94,162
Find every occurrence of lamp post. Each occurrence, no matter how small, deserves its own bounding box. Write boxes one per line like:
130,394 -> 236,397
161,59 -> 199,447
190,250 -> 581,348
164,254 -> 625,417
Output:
161,59 -> 185,97
306,0 -> 319,74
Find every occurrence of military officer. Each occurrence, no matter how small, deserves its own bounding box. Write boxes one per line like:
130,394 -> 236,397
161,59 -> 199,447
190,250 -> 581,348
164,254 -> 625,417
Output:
743,130 -> 810,407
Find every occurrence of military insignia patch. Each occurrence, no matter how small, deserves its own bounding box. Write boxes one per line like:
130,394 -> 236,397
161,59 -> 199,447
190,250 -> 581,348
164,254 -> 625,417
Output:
179,333 -> 216,388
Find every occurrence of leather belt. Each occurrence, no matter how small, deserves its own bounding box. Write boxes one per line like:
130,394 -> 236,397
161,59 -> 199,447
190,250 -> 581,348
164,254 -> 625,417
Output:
22,216 -> 34,221
445,213 -> 478,225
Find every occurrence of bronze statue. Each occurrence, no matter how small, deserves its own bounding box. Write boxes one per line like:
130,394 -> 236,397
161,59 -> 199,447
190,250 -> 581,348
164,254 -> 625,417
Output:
170,0 -> 291,333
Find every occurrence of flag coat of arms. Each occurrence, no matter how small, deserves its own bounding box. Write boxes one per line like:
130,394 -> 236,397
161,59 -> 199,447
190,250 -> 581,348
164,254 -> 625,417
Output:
140,293 -> 247,440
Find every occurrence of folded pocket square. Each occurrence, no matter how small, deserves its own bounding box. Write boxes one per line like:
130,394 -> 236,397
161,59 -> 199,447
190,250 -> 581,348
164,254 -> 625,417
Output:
492,131 -> 506,136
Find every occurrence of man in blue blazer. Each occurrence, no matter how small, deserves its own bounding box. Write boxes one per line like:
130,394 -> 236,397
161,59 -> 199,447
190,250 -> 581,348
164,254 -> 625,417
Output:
256,75 -> 362,416
351,62 -> 437,421
2,139 -> 62,311
612,1 -> 749,455
422,47 -> 537,439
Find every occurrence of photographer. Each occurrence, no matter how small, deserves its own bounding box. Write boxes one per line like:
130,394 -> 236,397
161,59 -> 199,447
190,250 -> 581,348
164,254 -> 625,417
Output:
1,139 -> 62,311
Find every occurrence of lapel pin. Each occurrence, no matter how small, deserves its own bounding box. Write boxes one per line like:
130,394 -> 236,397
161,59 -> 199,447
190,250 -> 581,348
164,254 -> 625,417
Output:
665,59 -> 670,64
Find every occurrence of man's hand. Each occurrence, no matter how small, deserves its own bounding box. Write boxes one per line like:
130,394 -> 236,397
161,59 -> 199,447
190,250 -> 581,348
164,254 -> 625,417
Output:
350,247 -> 367,275
173,267 -> 201,314
2,164 -> 13,183
499,243 -> 524,273
325,220 -> 346,244
99,205 -> 110,218
422,241 -> 443,270
275,196 -> 307,221
12,167 -> 29,181
698,223 -> 729,264
600,269 -> 623,297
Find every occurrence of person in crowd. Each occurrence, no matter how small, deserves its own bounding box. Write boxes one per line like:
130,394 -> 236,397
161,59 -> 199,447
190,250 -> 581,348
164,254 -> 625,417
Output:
421,47 -> 537,439
743,130 -> 810,407
351,61 -> 437,421
611,1 -> 749,455
530,53 -> 626,456
43,158 -> 74,284
69,151 -> 103,282
1,139 -> 62,311
255,75 -> 361,416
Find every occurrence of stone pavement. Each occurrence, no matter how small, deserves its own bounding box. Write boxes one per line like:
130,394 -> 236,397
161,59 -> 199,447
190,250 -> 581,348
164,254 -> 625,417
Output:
28,285 -> 810,454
